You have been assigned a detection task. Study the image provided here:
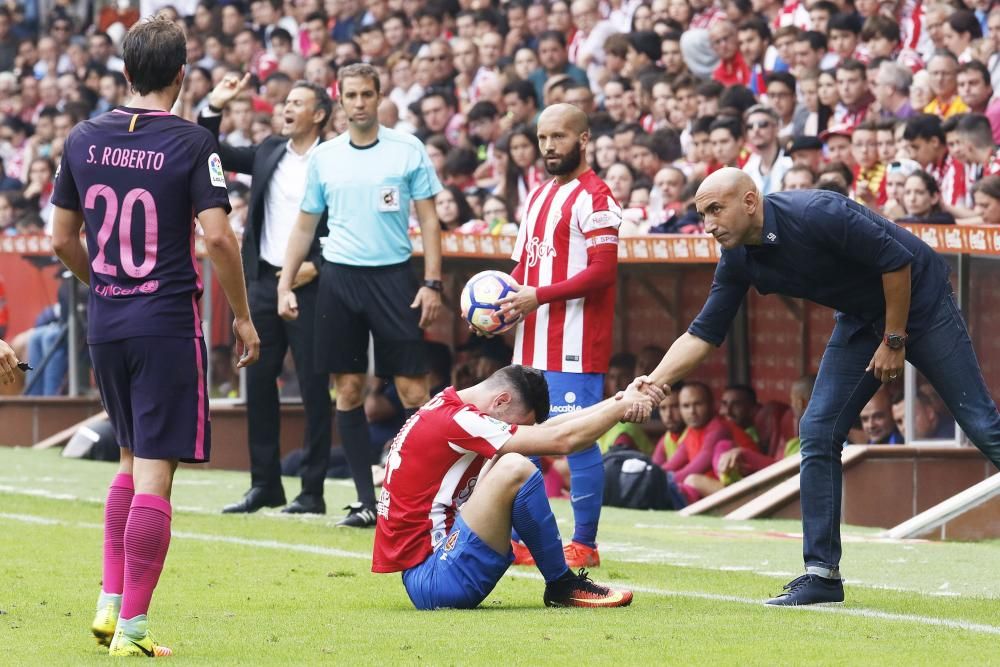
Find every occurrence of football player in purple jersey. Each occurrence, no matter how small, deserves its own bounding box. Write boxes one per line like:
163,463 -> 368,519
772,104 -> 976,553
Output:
51,16 -> 260,657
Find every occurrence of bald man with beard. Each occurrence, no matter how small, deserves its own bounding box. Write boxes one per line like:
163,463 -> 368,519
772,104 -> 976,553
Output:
640,167 -> 1000,606
498,103 -> 622,570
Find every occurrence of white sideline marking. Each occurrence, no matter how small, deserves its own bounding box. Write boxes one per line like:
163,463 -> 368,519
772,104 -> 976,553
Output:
0,484 -> 977,598
503,571 -> 1000,635
0,511 -> 998,637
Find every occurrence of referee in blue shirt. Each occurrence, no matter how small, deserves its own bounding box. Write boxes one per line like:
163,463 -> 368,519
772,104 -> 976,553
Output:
278,63 -> 444,528
644,168 -> 1000,605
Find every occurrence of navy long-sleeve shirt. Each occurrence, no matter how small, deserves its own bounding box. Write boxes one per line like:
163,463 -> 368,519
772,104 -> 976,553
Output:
689,190 -> 951,346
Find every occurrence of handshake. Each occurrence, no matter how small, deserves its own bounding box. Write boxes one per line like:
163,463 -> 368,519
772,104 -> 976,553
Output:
614,376 -> 667,424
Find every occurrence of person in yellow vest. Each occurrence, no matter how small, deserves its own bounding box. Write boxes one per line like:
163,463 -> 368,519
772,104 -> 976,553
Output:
652,385 -> 686,465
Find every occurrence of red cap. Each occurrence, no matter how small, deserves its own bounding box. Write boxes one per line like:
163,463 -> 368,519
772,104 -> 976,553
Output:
820,123 -> 854,141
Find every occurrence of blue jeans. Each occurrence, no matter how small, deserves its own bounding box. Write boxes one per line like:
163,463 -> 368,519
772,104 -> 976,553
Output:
799,288 -> 1000,572
25,322 -> 67,396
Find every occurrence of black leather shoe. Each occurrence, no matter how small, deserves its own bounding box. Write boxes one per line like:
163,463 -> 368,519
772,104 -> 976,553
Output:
766,574 -> 844,606
281,495 -> 326,515
222,487 -> 286,514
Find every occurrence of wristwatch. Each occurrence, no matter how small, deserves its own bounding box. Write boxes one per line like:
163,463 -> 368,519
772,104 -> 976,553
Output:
884,333 -> 907,349
422,279 -> 443,292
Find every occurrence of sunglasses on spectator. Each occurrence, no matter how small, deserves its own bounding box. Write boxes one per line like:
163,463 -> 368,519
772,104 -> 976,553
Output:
747,121 -> 773,130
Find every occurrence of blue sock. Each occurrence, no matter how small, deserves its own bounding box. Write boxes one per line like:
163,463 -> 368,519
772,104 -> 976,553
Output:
567,444 -> 603,548
511,456 -> 545,545
511,470 -> 569,583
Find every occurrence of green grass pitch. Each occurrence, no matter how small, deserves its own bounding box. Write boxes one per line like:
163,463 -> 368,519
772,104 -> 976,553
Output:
0,447 -> 998,665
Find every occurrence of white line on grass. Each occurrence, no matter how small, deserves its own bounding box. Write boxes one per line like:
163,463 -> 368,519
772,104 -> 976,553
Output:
1,511 -> 997,637
503,570 -> 1000,635
0,485 -> 978,599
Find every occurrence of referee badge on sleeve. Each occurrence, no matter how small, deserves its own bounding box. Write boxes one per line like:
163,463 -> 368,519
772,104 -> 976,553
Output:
378,186 -> 401,212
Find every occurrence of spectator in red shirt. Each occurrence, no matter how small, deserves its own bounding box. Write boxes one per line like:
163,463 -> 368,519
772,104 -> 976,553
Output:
904,113 -> 969,212
736,17 -> 770,95
660,382 -> 735,503
709,20 -> 749,87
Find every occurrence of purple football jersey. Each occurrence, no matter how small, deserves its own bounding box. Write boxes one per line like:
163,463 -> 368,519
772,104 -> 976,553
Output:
51,107 -> 231,344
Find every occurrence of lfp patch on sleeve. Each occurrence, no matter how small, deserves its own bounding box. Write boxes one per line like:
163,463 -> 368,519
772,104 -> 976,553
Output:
208,153 -> 226,188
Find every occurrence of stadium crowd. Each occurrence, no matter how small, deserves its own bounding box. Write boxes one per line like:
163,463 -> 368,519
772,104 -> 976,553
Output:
2,0 -> 1000,238
0,0 -> 978,494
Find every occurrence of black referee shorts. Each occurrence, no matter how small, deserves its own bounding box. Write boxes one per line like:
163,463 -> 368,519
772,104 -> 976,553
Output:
315,260 -> 427,377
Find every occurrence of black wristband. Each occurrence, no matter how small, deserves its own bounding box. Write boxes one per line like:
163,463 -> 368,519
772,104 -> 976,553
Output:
207,103 -> 223,114
422,279 -> 443,292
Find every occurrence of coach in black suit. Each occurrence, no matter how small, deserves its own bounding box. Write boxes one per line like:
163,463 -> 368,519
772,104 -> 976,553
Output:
201,74 -> 334,515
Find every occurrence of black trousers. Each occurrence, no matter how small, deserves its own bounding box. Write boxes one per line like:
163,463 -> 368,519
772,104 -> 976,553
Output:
245,262 -> 332,498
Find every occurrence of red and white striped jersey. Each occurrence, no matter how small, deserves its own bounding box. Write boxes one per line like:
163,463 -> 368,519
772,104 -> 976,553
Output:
986,148 -> 1000,177
927,152 -> 970,209
898,0 -> 930,60
511,169 -> 621,374
775,0 -> 810,30
372,388 -> 517,573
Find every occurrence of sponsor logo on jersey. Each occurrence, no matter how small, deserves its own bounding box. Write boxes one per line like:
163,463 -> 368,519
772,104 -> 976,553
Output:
587,210 -> 618,229
526,236 -> 556,267
585,234 -> 619,248
94,280 -> 160,297
550,403 -> 582,414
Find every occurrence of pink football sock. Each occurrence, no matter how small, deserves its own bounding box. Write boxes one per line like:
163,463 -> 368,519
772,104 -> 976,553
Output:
120,494 -> 172,620
102,473 -> 134,596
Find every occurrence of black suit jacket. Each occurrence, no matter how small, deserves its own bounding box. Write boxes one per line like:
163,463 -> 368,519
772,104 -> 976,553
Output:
197,112 -> 328,281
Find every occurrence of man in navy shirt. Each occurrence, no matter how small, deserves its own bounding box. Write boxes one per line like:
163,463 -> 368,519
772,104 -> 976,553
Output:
643,168 -> 1000,606
50,16 -> 260,656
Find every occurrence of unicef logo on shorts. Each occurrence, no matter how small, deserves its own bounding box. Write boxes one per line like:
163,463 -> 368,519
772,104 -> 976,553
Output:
564,391 -> 576,404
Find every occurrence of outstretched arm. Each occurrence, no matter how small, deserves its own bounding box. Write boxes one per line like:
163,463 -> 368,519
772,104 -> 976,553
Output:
501,381 -> 664,457
647,332 -> 715,389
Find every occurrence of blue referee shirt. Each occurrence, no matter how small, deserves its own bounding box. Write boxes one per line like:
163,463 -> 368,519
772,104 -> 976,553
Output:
688,190 -> 951,346
301,125 -> 442,266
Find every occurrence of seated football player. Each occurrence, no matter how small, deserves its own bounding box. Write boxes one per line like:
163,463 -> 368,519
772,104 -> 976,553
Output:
371,364 -> 661,609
